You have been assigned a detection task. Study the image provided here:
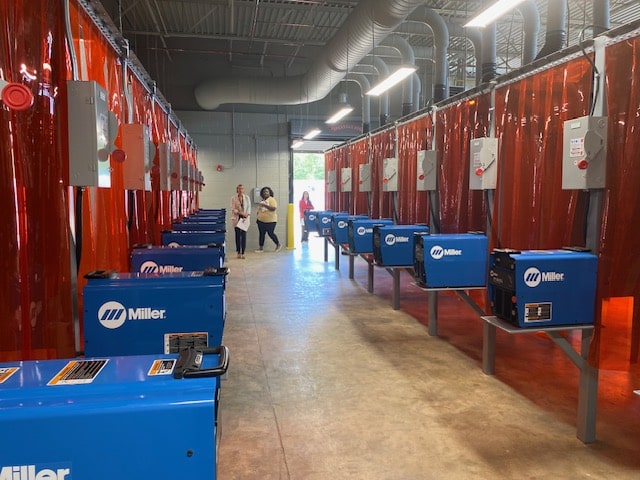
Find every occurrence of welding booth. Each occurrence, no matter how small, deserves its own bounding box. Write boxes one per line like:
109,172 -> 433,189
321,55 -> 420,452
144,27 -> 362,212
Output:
83,269 -> 228,357
131,244 -> 225,272
0,347 -> 228,479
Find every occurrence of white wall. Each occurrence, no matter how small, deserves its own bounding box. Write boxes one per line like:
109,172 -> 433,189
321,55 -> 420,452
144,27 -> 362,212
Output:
178,110 -> 291,251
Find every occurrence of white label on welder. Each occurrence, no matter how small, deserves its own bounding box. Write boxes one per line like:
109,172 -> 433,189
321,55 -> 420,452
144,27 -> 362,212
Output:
0,367 -> 19,384
164,332 -> 209,354
148,359 -> 176,376
47,359 -> 109,385
569,137 -> 584,158
524,302 -> 552,323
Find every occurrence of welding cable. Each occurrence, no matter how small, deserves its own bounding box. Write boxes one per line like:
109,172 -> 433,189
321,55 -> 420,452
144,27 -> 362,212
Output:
127,190 -> 135,232
75,187 -> 84,272
578,26 -> 601,116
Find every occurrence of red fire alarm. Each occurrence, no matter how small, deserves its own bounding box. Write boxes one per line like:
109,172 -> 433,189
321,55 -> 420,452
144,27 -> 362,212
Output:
216,165 -> 223,172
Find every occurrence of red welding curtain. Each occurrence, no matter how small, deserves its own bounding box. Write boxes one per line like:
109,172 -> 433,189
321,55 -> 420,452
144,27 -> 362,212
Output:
436,95 -> 490,233
369,130 -> 395,219
0,0 -> 75,359
493,58 -> 592,250
600,37 -> 640,298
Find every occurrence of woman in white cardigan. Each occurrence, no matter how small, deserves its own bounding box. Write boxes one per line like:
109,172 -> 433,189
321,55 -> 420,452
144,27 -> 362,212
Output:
230,184 -> 251,258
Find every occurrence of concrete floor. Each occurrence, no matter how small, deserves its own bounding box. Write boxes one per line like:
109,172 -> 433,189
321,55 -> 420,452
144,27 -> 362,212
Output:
217,240 -> 640,479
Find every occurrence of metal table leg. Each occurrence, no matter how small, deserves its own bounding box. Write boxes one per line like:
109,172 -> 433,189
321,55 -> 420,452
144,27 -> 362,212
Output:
482,322 -> 496,375
427,290 -> 438,336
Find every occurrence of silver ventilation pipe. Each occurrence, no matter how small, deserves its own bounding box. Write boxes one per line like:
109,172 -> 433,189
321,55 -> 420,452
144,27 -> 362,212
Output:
463,28 -> 483,87
345,74 -> 372,133
412,6 -> 449,101
372,56 -> 391,126
518,0 -> 540,65
382,34 -> 416,115
481,23 -> 497,82
194,0 -> 422,110
411,72 -> 421,112
593,0 -> 610,36
535,0 -> 567,60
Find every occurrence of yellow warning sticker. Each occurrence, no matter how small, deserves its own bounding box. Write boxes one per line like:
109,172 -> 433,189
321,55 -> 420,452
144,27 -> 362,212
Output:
148,359 -> 176,376
0,367 -> 19,384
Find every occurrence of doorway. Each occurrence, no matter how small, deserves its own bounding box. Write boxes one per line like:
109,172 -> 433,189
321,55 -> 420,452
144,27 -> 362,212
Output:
293,152 -> 325,243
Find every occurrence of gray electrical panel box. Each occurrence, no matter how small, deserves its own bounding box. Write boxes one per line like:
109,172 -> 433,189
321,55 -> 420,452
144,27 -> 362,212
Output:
181,160 -> 190,190
66,80 -> 111,188
327,170 -> 337,192
170,152 -> 181,191
382,157 -> 398,192
358,164 -> 371,192
469,137 -> 498,190
562,116 -> 607,190
157,142 -> 171,191
341,167 -> 352,192
416,150 -> 437,191
253,187 -> 263,203
121,123 -> 152,191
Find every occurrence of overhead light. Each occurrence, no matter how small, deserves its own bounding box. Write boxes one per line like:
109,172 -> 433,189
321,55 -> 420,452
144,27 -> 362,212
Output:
303,128 -> 321,140
366,65 -> 418,96
325,105 -> 353,124
464,0 -> 527,28
291,139 -> 304,149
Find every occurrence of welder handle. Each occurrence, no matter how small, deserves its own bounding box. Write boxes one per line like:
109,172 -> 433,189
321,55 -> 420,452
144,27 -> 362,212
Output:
182,345 -> 229,379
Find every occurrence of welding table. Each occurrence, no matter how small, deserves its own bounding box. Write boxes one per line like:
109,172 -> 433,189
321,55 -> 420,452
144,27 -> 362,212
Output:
418,287 -> 487,337
481,315 -> 598,444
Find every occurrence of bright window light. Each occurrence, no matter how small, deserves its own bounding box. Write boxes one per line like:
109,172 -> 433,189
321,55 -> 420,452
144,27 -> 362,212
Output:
325,105 -> 353,124
303,128 -> 321,140
291,139 -> 304,149
464,0 -> 527,28
366,66 -> 417,96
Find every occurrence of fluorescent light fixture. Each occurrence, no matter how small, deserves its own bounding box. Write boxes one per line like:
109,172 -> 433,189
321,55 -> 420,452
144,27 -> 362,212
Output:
366,65 -> 418,96
325,105 -> 353,124
291,139 -> 304,149
303,128 -> 321,140
464,0 -> 527,28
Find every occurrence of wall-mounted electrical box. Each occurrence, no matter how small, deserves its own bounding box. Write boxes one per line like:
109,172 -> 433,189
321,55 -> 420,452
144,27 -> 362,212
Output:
121,123 -> 152,191
382,157 -> 398,192
341,167 -> 352,192
358,164 -> 371,192
562,116 -> 608,190
170,152 -> 181,191
181,160 -> 190,191
67,80 -> 112,188
469,137 -> 498,190
197,170 -> 204,191
327,170 -> 337,192
189,163 -> 196,192
157,142 -> 171,191
416,150 -> 437,191
253,187 -> 263,203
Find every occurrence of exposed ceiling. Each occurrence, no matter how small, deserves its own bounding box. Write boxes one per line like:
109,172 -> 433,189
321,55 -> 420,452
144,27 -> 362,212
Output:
93,0 -> 640,122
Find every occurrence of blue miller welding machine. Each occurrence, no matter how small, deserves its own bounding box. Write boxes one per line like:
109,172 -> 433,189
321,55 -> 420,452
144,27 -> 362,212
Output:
347,218 -> 394,253
172,221 -> 227,231
162,230 -> 226,247
316,210 -> 338,237
0,347 -> 228,480
373,224 -> 429,266
414,232 -> 488,287
131,244 -> 225,272
331,214 -> 368,244
304,210 -> 320,233
83,269 -> 227,356
488,247 -> 598,327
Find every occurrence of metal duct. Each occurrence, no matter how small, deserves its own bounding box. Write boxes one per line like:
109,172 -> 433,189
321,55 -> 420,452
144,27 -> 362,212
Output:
535,0 -> 567,60
382,34 -> 416,115
518,0 -> 540,65
345,74 -> 372,133
464,28 -> 483,87
411,72 -> 421,113
194,0 -> 423,110
593,0 -> 611,36
409,6 -> 449,101
372,56 -> 391,126
481,23 -> 496,82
